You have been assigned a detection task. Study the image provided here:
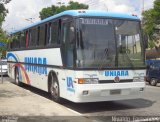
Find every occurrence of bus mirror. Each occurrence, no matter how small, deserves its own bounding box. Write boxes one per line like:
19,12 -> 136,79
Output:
143,34 -> 148,49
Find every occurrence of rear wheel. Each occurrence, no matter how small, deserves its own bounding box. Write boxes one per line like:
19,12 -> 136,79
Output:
15,68 -> 20,85
150,78 -> 157,86
49,74 -> 61,103
15,67 -> 23,86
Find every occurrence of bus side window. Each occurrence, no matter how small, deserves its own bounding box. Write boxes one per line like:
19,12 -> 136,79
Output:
12,33 -> 20,49
17,33 -> 21,49
39,25 -> 45,47
34,28 -> 37,47
26,31 -> 29,48
28,30 -> 32,48
10,41 -> 13,50
29,28 -> 37,47
44,24 -> 48,46
46,23 -> 52,45
20,31 -> 25,48
51,21 -> 59,45
37,27 -> 40,46
58,19 -> 61,44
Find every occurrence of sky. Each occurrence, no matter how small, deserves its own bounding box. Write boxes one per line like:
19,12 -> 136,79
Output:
2,0 -> 155,32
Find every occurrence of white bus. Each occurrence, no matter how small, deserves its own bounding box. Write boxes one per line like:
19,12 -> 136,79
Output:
7,10 -> 146,103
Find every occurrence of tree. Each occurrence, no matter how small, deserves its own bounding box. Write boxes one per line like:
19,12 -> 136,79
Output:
39,1 -> 89,20
0,0 -> 12,58
0,0 -> 11,25
0,29 -> 7,58
142,0 -> 160,48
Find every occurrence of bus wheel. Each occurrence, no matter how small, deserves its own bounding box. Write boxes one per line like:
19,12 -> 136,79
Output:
49,74 -> 61,103
150,78 -> 157,86
15,68 -> 20,85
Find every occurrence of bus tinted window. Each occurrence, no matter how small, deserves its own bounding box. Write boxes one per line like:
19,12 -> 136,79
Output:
46,23 -> 52,45
20,32 -> 25,48
25,31 -> 29,48
28,30 -> 32,47
51,21 -> 59,45
29,28 -> 37,47
37,27 -> 40,46
44,24 -> 47,46
12,34 -> 20,49
39,25 -> 45,46
10,41 -> 13,49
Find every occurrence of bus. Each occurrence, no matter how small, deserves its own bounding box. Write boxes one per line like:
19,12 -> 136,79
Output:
7,10 -> 146,103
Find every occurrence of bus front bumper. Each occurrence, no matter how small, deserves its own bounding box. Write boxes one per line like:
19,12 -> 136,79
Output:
73,82 -> 145,103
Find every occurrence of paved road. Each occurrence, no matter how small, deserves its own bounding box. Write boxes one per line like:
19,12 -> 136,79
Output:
0,77 -> 160,122
62,82 -> 160,121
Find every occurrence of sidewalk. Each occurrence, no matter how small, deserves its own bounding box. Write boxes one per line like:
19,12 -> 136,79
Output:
0,78 -> 91,122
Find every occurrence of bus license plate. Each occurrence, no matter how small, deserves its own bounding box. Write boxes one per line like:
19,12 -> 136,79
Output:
110,89 -> 121,95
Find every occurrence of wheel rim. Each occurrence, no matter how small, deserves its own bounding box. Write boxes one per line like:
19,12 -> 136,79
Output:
50,76 -> 59,99
151,79 -> 156,85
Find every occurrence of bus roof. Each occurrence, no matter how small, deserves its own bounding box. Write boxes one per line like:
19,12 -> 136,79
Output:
11,10 -> 140,34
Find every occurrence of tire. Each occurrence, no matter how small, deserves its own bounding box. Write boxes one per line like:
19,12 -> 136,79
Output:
150,78 -> 157,86
15,68 -> 20,85
49,74 -> 62,103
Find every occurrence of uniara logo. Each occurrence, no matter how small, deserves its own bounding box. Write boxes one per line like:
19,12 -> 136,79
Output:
24,57 -> 47,75
84,74 -> 97,78
67,77 -> 75,92
105,70 -> 129,77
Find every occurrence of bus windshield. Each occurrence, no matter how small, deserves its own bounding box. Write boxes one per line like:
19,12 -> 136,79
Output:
76,18 -> 145,68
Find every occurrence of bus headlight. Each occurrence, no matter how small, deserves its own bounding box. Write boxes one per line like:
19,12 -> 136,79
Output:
133,77 -> 144,82
78,78 -> 99,84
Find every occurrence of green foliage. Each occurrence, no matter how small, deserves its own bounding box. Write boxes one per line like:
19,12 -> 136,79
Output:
142,9 -> 155,39
148,40 -> 155,49
142,0 -> 160,48
0,0 -> 12,4
0,3 -> 8,26
0,0 -> 11,58
39,1 -> 89,20
0,29 -> 10,58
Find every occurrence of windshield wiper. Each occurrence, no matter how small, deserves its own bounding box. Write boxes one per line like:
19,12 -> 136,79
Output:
122,53 -> 134,67
98,48 -> 109,70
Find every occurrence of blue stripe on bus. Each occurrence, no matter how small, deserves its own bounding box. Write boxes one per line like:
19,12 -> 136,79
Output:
10,10 -> 139,34
7,53 -> 18,62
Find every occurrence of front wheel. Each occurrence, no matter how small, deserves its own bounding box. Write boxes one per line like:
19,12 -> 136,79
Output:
49,75 -> 62,103
150,78 -> 157,86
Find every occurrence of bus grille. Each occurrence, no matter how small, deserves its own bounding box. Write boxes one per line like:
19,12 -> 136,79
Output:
99,79 -> 133,83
